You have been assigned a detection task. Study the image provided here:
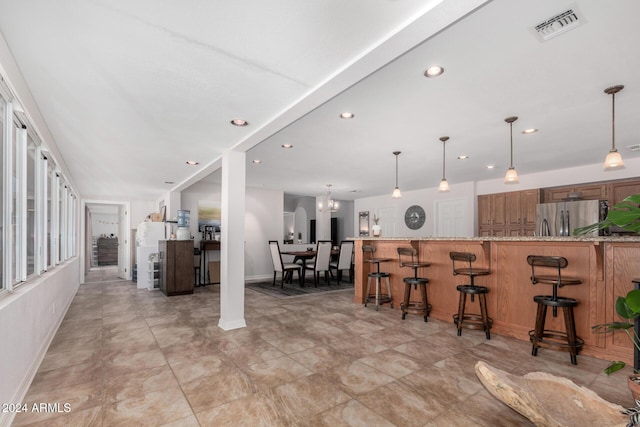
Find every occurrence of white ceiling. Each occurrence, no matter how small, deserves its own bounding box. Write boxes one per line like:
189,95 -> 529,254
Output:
1,0 -> 638,202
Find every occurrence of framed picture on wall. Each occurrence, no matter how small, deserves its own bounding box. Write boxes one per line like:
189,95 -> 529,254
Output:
359,211 -> 370,236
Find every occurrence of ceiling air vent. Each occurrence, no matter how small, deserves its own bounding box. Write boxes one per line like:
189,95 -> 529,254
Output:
533,8 -> 583,41
626,144 -> 640,152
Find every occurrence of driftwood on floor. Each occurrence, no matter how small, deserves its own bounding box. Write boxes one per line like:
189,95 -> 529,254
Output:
474,361 -> 627,427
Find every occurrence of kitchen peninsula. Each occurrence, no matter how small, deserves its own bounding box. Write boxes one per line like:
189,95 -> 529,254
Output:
353,236 -> 640,364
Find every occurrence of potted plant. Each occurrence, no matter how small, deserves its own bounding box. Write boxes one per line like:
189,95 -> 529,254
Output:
592,289 -> 640,403
592,289 -> 640,373
371,214 -> 381,237
575,194 -> 640,404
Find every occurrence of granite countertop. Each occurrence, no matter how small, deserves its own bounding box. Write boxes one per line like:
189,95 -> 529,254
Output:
351,236 -> 640,243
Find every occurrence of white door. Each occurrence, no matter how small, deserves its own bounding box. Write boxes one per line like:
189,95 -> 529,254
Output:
117,205 -> 128,279
435,199 -> 466,237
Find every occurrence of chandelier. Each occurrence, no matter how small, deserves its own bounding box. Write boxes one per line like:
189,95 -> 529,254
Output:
319,184 -> 339,212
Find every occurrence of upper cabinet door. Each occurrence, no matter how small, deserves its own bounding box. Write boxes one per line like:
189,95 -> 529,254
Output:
520,189 -> 540,227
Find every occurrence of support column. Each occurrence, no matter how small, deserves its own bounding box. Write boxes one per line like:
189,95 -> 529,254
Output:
315,196 -> 331,242
218,149 -> 247,330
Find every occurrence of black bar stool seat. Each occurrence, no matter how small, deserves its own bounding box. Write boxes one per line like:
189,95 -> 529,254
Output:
450,251 -> 492,339
527,255 -> 584,365
363,245 -> 392,311
397,247 -> 431,322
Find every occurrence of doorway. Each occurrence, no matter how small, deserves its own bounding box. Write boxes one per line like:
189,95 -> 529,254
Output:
81,200 -> 131,283
310,218 -> 338,245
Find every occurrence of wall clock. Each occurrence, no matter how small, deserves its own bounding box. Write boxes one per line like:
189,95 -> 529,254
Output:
404,205 -> 426,230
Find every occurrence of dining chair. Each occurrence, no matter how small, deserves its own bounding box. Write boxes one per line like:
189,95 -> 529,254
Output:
268,240 -> 302,288
306,240 -> 332,287
329,240 -> 354,285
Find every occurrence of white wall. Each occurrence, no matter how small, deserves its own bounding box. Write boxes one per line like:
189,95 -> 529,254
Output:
91,213 -> 118,237
333,200 -> 354,241
0,259 -> 80,426
181,181 -> 283,280
354,181 -> 476,237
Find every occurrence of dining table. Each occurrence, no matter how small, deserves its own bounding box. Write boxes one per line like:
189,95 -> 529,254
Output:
280,248 -> 340,285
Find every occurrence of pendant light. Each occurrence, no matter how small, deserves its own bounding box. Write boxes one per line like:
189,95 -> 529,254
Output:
318,184 -> 339,212
438,136 -> 450,192
504,116 -> 519,184
392,151 -> 402,198
603,85 -> 625,170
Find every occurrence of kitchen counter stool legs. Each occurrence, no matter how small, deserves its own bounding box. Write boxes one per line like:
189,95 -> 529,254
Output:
450,252 -> 492,339
397,247 -> 431,322
527,255 -> 584,365
363,245 -> 392,311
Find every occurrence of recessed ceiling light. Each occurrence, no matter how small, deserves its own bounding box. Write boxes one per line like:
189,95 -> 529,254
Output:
457,155 -> 469,160
522,128 -> 538,134
424,65 -> 444,78
252,159 -> 262,164
339,112 -> 354,119
164,181 -> 174,184
281,144 -> 293,149
186,161 -> 199,165
486,164 -> 495,169
230,118 -> 248,126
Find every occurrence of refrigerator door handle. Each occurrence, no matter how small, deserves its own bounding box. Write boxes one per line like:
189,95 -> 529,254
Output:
566,210 -> 570,236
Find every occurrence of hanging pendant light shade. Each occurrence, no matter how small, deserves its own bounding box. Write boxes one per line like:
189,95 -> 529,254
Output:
392,151 -> 402,198
603,85 -> 625,171
504,116 -> 519,184
438,136 -> 450,192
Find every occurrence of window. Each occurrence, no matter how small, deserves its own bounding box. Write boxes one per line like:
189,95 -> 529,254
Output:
47,162 -> 55,268
0,77 -> 79,293
10,121 -> 18,285
26,134 -> 36,276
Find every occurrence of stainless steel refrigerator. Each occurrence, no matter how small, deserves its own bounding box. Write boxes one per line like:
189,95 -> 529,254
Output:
535,199 -> 608,237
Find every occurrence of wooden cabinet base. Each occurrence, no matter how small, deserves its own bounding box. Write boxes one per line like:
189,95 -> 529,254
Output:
159,240 -> 194,296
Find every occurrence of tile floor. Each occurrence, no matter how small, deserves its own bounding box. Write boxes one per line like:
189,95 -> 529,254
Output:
12,266 -> 634,426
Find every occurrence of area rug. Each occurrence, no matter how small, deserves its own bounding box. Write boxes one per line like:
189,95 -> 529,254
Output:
246,277 -> 354,299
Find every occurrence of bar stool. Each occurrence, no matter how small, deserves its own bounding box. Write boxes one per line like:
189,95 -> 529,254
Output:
450,252 -> 492,339
363,245 -> 392,311
397,247 -> 431,322
527,255 -> 584,365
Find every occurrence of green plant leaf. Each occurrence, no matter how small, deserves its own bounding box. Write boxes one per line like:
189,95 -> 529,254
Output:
593,321 -> 634,332
574,193 -> 640,235
616,296 -> 636,319
605,361 -> 626,375
627,290 -> 640,314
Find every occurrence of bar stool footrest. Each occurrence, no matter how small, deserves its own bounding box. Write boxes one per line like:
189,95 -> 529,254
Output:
453,313 -> 493,331
528,329 -> 584,352
401,302 -> 432,314
364,294 -> 392,310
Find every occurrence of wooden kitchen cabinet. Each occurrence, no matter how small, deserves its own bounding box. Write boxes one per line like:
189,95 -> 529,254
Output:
520,189 -> 540,228
478,189 -> 539,236
159,240 -> 194,296
542,183 -> 608,203
478,193 -> 506,228
611,180 -> 640,206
